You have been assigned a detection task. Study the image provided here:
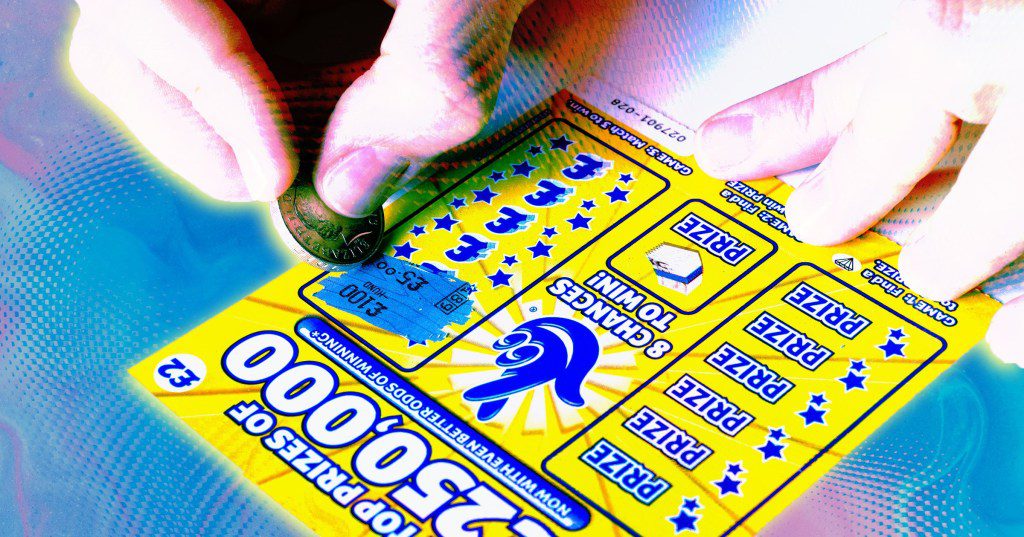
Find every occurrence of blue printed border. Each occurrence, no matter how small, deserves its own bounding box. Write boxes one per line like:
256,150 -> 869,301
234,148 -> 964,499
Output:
606,199 -> 778,315
541,262 -> 949,536
298,116 -> 671,372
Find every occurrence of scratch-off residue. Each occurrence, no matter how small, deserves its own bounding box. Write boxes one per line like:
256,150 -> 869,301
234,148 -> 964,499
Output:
313,255 -> 474,343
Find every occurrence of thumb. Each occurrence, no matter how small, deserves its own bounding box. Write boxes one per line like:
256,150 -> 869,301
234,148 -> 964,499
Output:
315,0 -> 529,217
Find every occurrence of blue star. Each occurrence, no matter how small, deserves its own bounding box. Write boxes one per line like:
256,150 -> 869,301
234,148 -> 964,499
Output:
605,186 -> 629,203
472,186 -> 499,204
511,160 -> 538,178
768,427 -> 787,441
712,475 -> 742,497
668,509 -> 698,533
878,339 -> 906,359
567,213 -> 592,230
618,172 -> 635,184
466,284 -> 478,293
527,145 -> 543,156
757,441 -> 786,461
433,214 -> 459,231
580,199 -> 596,211
449,197 -> 467,209
489,170 -> 506,182
502,254 -> 518,266
487,269 -> 513,288
393,241 -> 418,260
541,226 -> 558,238
726,462 -> 744,475
798,405 -> 827,427
549,135 -> 574,151
809,393 -> 828,407
526,241 -> 553,259
410,225 -> 426,237
682,497 -> 701,512
407,339 -> 426,347
889,327 -> 907,340
849,359 -> 868,372
838,371 -> 867,391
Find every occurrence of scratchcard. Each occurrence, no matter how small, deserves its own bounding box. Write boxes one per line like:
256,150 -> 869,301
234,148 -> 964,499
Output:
130,88 -> 998,536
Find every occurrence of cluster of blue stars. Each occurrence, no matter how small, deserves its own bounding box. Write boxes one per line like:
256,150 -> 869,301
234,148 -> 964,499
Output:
755,427 -> 788,462
797,393 -> 829,427
837,359 -> 869,392
711,462 -> 744,497
392,134 -> 644,298
667,497 -> 702,534
878,327 -> 908,359
483,138 -> 610,264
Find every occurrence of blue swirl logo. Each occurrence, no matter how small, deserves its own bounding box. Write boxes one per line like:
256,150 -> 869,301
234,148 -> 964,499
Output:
463,316 -> 600,422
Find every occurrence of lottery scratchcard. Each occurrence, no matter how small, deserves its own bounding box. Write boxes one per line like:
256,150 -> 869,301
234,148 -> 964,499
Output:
130,87 -> 999,536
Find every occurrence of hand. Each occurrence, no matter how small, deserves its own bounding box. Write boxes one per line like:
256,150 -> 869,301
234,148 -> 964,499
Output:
695,0 -> 1024,366
68,0 -> 530,216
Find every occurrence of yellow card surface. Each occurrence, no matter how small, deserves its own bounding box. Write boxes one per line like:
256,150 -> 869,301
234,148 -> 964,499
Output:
130,89 -> 998,536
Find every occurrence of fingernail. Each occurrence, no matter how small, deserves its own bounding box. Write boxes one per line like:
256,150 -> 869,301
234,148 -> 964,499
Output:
237,147 -> 281,202
698,113 -> 756,172
317,147 -> 409,217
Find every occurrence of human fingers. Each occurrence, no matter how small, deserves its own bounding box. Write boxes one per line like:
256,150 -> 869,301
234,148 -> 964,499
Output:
70,14 -> 249,200
898,88 -> 1024,302
314,0 -> 531,217
695,42 -> 876,182
71,0 -> 295,201
782,22 -> 960,246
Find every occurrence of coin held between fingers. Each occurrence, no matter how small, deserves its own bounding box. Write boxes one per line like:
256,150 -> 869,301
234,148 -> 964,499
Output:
270,177 -> 385,271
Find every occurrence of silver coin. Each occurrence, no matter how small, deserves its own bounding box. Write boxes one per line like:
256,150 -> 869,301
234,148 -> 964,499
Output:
270,179 -> 385,271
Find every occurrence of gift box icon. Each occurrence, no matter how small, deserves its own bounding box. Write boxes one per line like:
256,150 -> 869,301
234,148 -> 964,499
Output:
647,243 -> 703,295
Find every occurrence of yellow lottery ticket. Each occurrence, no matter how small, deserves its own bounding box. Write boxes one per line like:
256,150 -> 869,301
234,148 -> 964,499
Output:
130,88 -> 998,536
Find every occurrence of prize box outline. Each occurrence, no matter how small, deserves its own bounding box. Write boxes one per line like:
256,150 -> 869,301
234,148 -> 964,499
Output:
298,115 -> 672,372
606,198 -> 779,315
541,262 -> 949,537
